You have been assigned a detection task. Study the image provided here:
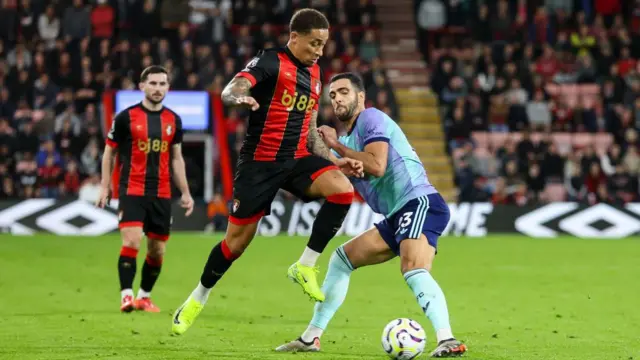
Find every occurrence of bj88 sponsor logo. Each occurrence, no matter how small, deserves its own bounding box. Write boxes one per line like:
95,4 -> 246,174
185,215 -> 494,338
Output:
137,139 -> 169,153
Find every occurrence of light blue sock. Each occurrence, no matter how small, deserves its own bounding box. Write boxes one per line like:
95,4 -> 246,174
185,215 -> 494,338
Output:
404,269 -> 454,342
304,246 -> 354,341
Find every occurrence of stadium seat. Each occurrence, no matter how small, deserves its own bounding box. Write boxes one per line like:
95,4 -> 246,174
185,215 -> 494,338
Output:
471,132 -> 489,150
572,133 -> 593,149
594,133 -> 614,155
551,133 -> 573,155
489,132 -> 509,149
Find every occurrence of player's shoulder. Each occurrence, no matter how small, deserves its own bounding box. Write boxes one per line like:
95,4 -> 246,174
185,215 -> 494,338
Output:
359,107 -> 392,126
114,103 -> 141,121
161,106 -> 181,121
250,48 -> 281,63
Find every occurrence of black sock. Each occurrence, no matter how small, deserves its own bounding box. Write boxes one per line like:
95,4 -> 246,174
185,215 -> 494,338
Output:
200,240 -> 238,288
140,256 -> 163,293
118,246 -> 138,290
307,194 -> 353,253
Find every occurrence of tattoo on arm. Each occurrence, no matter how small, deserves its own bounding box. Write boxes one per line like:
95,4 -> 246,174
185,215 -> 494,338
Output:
221,77 -> 252,107
307,110 -> 331,160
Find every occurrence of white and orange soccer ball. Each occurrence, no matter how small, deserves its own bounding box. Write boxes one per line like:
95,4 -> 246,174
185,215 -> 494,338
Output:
381,318 -> 427,359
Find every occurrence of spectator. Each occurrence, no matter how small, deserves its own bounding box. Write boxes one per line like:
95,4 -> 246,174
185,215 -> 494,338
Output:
358,30 -> 379,63
90,0 -> 114,39
60,160 -> 80,197
38,5 -> 59,50
62,0 -> 91,42
38,155 -> 61,198
526,163 -> 545,202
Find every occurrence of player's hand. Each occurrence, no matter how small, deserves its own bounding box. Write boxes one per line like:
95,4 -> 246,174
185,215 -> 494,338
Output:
95,186 -> 111,208
234,96 -> 259,111
336,157 -> 364,178
181,193 -> 194,217
317,125 -> 338,148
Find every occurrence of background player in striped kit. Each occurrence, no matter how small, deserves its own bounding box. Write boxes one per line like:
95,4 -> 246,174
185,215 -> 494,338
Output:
275,73 -> 467,357
97,66 -> 194,313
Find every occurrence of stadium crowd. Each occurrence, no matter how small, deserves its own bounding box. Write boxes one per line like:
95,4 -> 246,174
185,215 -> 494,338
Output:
0,0 -> 393,202
419,0 -> 640,205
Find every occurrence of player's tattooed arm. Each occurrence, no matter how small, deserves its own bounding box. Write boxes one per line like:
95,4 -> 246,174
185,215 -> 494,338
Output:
307,110 -> 331,160
221,77 -> 259,110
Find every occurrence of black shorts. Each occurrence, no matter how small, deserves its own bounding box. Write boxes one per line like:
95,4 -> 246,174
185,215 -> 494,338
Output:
118,195 -> 172,240
230,155 -> 336,223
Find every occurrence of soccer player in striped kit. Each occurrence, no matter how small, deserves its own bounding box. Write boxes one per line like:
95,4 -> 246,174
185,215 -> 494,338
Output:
171,9 -> 364,335
97,66 -> 194,313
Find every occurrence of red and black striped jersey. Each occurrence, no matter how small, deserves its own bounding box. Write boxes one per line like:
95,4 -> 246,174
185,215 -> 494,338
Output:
235,47 -> 322,162
105,103 -> 183,199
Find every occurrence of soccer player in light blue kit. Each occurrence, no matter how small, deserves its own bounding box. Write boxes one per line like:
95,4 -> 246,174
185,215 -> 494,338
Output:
275,73 -> 468,357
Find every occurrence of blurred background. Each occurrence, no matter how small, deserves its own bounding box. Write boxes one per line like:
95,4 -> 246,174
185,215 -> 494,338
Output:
0,0 -> 638,236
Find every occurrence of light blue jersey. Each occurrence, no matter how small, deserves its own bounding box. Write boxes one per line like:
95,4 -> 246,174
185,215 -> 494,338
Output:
335,108 -> 437,217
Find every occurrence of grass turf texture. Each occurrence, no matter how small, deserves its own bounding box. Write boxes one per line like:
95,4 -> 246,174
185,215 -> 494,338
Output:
0,234 -> 638,360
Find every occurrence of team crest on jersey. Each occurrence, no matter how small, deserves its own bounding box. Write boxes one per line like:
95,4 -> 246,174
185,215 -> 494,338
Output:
243,57 -> 259,72
232,199 -> 240,213
166,125 -> 172,135
315,81 -> 321,95
118,211 -> 123,221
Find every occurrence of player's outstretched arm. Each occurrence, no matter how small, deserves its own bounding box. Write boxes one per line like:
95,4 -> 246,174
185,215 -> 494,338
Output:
171,144 -> 194,216
221,77 -> 259,110
307,110 -> 331,160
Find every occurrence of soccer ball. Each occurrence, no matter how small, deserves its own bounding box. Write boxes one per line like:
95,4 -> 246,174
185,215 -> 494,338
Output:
381,318 -> 427,359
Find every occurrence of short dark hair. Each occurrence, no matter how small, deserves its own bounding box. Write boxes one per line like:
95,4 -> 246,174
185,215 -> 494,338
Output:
289,8 -> 329,34
330,72 -> 365,92
140,65 -> 169,82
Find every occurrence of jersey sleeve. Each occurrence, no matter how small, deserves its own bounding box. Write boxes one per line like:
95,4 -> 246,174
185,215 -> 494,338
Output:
106,110 -> 129,148
314,67 -> 324,111
173,115 -> 183,145
360,109 -> 390,147
235,50 -> 277,87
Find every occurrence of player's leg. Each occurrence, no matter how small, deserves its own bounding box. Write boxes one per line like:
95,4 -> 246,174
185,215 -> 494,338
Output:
172,220 -> 260,335
117,195 -> 146,312
172,162 -> 282,335
134,198 -> 171,312
397,194 -> 467,357
276,226 -> 396,352
284,156 -> 354,302
134,237 -> 165,312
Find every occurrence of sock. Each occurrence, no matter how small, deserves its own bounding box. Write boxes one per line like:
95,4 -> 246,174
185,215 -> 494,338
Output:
298,247 -> 320,267
191,282 -> 212,304
197,239 -> 239,304
305,192 -> 353,259
118,246 -> 138,292
121,288 -> 134,300
300,324 -> 323,343
137,289 -> 151,299
305,246 -> 354,342
139,255 -> 163,297
403,269 -> 454,343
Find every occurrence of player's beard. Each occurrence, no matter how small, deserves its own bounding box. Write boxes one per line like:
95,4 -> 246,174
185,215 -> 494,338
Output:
335,100 -> 358,122
146,93 -> 165,105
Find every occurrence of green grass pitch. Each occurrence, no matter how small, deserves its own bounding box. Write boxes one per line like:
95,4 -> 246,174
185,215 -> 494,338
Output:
0,233 -> 638,360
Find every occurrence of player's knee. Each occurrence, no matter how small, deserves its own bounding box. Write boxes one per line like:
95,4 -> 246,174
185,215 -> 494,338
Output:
333,174 -> 354,194
147,241 -> 166,259
325,177 -> 354,205
400,249 -> 431,273
121,231 -> 143,249
224,233 -> 251,255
